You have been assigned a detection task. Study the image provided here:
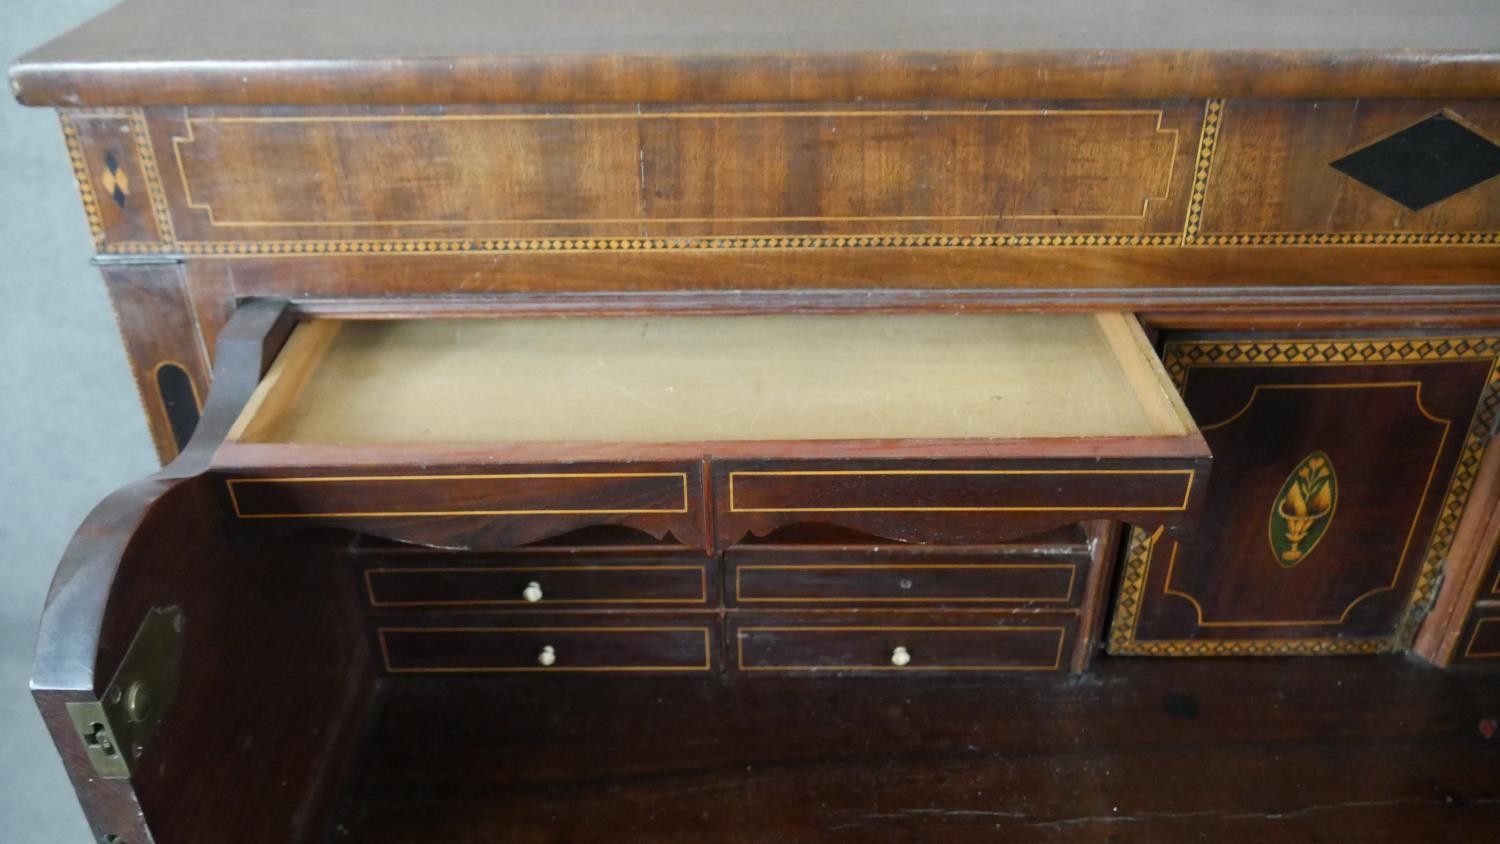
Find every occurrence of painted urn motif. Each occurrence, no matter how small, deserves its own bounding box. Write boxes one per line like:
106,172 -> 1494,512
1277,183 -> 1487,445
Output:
1270,451 -> 1337,566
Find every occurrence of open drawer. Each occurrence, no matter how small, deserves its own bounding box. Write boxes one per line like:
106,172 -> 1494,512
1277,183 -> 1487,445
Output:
214,311 -> 1211,549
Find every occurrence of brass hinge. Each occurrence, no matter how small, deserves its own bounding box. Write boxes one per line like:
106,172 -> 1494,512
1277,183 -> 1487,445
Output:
66,606 -> 185,779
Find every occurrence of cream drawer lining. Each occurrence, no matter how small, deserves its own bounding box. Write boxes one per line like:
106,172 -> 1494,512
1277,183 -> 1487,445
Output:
229,312 -> 1194,445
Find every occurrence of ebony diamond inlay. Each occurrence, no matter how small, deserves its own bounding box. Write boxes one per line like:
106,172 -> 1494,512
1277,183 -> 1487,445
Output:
1330,113 -> 1500,211
101,150 -> 129,208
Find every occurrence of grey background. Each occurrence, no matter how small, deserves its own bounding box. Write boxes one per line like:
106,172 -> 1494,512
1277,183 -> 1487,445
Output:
2,2 -> 153,842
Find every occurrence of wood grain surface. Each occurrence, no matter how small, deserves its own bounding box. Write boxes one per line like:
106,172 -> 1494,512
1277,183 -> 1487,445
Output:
12,1 -> 1500,104
333,659 -> 1500,842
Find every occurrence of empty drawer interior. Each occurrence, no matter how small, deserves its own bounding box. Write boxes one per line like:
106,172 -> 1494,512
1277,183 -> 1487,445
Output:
227,312 -> 1198,445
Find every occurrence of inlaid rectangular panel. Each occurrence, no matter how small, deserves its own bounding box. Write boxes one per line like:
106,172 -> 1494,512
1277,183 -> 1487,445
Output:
1196,100 -> 1500,244
1110,334 -> 1500,656
226,471 -> 692,518
716,459 -> 1208,546
726,467 -> 1196,512
147,103 -> 1202,246
219,464 -> 708,550
59,110 -> 175,251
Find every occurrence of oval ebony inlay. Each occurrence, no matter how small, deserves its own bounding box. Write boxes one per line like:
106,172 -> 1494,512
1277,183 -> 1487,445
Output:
155,362 -> 200,453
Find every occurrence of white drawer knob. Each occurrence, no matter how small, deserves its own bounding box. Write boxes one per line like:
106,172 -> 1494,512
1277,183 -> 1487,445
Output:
522,581 -> 544,603
537,645 -> 557,667
890,646 -> 912,667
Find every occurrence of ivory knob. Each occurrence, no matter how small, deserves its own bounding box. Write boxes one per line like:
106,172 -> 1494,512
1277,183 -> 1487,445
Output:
537,645 -> 557,667
890,646 -> 912,667
522,581 -> 544,603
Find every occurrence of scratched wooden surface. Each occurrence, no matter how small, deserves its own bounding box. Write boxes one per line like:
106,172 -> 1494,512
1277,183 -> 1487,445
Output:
12,0 -> 1500,104
334,659 -> 1500,842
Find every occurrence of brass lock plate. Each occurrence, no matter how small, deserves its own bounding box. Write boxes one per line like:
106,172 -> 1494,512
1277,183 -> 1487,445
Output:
66,606 -> 185,779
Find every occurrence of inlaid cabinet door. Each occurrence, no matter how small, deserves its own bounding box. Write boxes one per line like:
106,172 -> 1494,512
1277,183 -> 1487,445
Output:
1110,335 -> 1500,656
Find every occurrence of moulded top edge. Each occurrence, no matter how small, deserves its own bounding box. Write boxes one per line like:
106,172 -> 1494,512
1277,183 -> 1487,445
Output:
12,0 -> 1500,106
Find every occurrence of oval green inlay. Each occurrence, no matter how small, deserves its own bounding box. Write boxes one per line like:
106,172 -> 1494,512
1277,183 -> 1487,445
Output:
1269,451 -> 1337,568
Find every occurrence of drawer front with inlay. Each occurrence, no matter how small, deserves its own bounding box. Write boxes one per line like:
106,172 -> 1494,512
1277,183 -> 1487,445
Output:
716,460 -> 1206,546
732,617 -> 1073,673
364,561 -> 712,608
227,470 -> 694,520
379,625 -> 716,674
1458,607 -> 1500,663
220,463 -> 708,549
727,549 -> 1085,608
215,312 -> 1207,551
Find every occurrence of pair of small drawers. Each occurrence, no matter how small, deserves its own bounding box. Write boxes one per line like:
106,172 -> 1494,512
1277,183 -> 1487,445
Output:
366,544 -> 1089,674
375,620 -> 1074,674
377,619 -> 1076,674
364,549 -> 1081,610
727,547 -> 1080,672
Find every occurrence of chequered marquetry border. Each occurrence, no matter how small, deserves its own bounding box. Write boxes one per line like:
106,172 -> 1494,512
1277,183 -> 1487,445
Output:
1179,99 -> 1221,243
1161,337 -> 1500,389
1186,231 -> 1500,246
62,102 -> 1500,256
1110,337 -> 1500,657
172,232 -> 1184,256
128,110 -> 177,245
59,113 -> 107,251
1109,529 -> 1390,656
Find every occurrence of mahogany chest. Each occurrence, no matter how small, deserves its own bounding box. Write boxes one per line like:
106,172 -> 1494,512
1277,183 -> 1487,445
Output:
12,1 -> 1500,840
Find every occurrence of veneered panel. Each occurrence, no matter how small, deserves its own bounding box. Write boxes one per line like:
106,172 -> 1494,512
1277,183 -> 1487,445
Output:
99,263 -> 210,464
158,104 -> 1199,242
1200,100 -> 1500,239
1111,335 -> 1500,656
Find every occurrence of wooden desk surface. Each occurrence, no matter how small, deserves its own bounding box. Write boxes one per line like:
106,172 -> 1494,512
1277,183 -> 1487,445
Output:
337,659 -> 1500,842
12,0 -> 1500,105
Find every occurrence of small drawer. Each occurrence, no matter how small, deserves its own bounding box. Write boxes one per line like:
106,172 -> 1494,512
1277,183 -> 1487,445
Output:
732,617 -> 1072,673
727,547 -> 1086,608
1458,606 -> 1500,663
379,624 -> 716,674
364,560 -> 712,608
214,313 -> 1209,551
225,469 -> 694,521
221,461 -> 705,549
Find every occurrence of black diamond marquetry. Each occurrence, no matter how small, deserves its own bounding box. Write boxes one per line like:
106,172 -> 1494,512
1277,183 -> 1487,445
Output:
103,151 -> 128,208
1330,113 -> 1500,211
